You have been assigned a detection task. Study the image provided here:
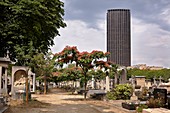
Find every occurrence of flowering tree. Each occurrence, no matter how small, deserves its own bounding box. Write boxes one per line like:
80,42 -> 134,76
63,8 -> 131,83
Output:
53,64 -> 82,82
55,46 -> 116,99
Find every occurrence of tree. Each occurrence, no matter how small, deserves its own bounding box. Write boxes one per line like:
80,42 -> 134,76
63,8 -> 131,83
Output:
32,52 -> 55,94
52,64 -> 83,92
55,46 -> 116,99
127,68 -> 170,82
0,0 -> 66,62
62,65 -> 82,82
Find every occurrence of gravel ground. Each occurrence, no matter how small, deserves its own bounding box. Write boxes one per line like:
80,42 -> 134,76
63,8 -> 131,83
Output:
4,88 -> 134,113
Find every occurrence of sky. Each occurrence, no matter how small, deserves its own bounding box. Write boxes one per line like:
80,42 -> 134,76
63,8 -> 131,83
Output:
51,0 -> 170,68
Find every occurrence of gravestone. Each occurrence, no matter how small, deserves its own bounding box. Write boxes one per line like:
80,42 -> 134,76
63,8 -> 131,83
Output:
119,68 -> 127,84
153,88 -> 167,106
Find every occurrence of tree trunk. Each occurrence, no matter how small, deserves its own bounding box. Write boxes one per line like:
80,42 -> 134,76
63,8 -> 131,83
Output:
26,77 -> 29,104
44,76 -> 47,94
84,72 -> 87,100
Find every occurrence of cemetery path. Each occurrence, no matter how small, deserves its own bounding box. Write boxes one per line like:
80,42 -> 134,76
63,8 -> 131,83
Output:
4,88 -> 130,113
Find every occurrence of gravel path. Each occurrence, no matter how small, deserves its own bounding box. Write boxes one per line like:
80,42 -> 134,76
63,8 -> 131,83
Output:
4,88 -> 132,113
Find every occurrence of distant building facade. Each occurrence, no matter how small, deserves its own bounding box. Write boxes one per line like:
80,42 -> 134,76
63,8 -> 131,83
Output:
107,9 -> 131,66
127,64 -> 164,70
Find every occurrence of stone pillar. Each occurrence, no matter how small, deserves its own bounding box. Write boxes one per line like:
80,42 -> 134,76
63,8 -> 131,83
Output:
36,80 -> 40,87
91,75 -> 95,89
11,69 -> 14,98
110,79 -> 113,89
106,76 -> 110,92
114,73 -> 118,87
5,68 -> 8,94
76,79 -> 80,88
0,66 -> 2,94
96,80 -> 100,89
159,76 -> 162,85
32,74 -> 36,92
130,76 -> 138,101
100,80 -> 105,90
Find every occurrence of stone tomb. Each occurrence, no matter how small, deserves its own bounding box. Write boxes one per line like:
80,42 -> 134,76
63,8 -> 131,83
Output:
11,66 -> 35,99
135,76 -> 146,88
0,57 -> 11,95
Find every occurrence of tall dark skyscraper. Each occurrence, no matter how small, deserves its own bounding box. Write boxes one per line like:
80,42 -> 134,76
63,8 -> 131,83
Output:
107,9 -> 131,66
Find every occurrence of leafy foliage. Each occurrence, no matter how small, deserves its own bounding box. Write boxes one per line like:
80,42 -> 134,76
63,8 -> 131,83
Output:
55,46 -> 117,99
0,0 -> 66,62
136,104 -> 148,113
106,84 -> 133,100
138,87 -> 149,101
53,64 -> 83,82
32,52 -> 55,78
32,52 -> 55,94
147,97 -> 164,108
127,68 -> 170,81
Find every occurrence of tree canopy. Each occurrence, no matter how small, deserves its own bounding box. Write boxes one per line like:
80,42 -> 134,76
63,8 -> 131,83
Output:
0,0 -> 66,62
32,52 -> 55,94
54,46 -> 117,99
127,68 -> 170,81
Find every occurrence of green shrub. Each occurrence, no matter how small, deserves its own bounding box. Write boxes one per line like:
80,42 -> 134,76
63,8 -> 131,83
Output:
106,84 -> 133,100
136,104 -> 148,113
147,97 -> 164,108
138,87 -> 149,101
106,91 -> 117,100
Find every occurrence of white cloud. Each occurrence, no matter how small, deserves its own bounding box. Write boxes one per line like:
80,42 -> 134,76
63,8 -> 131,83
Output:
160,7 -> 170,25
51,18 -> 170,68
51,20 -> 105,54
132,18 -> 170,67
52,0 -> 170,68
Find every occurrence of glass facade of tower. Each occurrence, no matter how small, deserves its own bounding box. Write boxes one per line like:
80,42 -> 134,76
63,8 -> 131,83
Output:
107,9 -> 131,66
